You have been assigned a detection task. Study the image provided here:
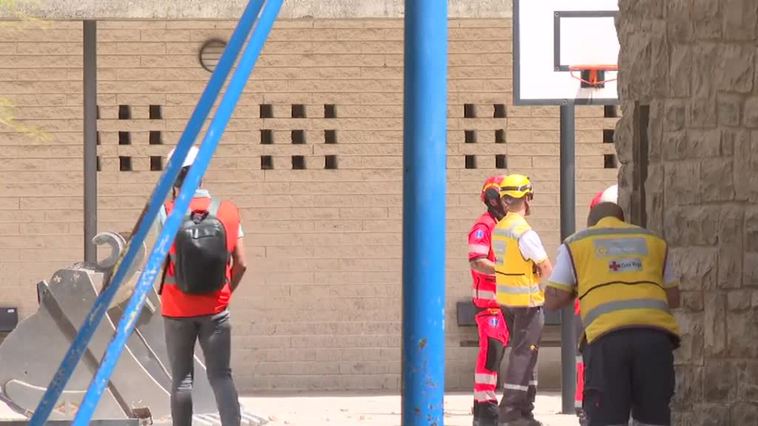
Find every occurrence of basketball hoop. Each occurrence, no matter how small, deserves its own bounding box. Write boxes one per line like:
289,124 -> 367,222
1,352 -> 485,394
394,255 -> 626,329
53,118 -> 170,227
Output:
568,65 -> 618,88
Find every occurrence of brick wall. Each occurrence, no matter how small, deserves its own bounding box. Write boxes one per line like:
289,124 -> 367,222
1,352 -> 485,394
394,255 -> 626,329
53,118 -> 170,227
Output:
0,18 -> 617,392
616,0 -> 758,422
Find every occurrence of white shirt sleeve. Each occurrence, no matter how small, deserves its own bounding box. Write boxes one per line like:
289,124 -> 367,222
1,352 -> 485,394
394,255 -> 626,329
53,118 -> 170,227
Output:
518,230 -> 548,263
547,244 -> 577,293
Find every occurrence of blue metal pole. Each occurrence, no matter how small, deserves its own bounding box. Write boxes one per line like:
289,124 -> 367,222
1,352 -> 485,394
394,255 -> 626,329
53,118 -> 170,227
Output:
29,1 -> 265,424
401,0 -> 447,424
70,1 -> 283,423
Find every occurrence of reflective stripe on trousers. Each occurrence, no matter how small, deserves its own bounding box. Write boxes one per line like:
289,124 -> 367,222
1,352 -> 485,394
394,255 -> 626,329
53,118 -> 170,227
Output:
473,288 -> 497,301
474,390 -> 497,402
503,383 -> 528,391
475,373 -> 497,386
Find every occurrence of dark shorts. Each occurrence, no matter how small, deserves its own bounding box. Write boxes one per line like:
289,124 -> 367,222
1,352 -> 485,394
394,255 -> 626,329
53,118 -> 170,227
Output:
583,328 -> 676,426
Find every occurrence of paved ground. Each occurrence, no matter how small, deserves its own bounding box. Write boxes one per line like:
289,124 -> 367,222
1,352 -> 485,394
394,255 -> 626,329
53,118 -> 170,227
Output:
243,392 -> 578,426
1,392 -> 579,425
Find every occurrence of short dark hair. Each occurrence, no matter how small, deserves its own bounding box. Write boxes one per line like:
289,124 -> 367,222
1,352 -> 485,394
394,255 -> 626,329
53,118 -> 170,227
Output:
587,202 -> 624,227
503,195 -> 526,210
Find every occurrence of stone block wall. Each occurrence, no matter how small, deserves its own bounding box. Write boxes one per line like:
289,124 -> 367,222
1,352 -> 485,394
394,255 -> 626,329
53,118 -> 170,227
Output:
616,0 -> 758,422
0,18 -> 617,392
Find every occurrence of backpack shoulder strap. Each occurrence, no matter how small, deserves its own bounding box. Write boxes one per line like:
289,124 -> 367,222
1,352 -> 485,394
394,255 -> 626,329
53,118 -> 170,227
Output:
209,198 -> 222,216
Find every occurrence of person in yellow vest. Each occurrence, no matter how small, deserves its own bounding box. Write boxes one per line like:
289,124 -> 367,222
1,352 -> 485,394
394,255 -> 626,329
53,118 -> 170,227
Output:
491,174 -> 552,426
544,202 -> 681,426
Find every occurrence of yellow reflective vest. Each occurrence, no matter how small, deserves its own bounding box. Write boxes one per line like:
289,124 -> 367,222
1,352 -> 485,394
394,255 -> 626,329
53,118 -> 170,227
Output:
492,213 -> 543,307
565,217 -> 680,344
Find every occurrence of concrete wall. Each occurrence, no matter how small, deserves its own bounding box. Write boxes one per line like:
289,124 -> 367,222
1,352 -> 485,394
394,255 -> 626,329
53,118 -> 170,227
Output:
5,1 -> 512,20
0,18 -> 617,392
615,0 -> 758,422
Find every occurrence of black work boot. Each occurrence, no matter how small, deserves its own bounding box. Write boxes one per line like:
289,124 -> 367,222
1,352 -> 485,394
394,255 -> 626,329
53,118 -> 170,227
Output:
576,408 -> 588,426
473,418 -> 498,426
499,419 -> 542,426
473,401 -> 499,426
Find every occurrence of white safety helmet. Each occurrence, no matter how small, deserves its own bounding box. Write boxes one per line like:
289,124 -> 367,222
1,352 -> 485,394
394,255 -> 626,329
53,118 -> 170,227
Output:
167,145 -> 199,169
599,184 -> 618,204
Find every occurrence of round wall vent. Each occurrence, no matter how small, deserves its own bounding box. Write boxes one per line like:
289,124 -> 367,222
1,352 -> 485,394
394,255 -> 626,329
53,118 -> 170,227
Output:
198,39 -> 227,73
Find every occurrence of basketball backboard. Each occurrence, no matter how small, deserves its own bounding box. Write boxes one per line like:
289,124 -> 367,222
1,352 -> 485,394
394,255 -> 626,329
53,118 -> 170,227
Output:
513,0 -> 620,105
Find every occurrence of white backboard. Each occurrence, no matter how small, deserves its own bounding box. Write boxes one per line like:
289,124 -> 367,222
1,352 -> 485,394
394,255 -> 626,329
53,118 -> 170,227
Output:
514,0 -> 620,105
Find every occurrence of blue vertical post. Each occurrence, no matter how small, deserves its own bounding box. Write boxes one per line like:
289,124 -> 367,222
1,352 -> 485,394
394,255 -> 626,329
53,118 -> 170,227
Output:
401,0 -> 447,425
69,1 -> 283,424
29,1 -> 265,424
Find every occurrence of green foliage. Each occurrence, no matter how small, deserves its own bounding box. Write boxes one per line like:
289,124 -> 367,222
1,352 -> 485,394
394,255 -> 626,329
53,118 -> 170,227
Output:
0,0 -> 50,141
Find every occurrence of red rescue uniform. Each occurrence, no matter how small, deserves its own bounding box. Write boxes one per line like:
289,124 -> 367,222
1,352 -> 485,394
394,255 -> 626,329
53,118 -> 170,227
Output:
469,212 -> 510,424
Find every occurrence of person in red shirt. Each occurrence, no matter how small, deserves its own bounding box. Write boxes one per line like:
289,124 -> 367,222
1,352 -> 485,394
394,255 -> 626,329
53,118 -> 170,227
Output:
575,184 -> 617,425
469,175 -> 511,426
157,146 -> 248,426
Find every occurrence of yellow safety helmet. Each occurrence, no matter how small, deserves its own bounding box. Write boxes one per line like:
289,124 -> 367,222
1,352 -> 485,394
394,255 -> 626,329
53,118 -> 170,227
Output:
500,174 -> 533,199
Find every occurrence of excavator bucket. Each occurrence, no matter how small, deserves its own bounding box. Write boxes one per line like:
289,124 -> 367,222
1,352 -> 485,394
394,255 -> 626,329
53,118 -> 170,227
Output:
0,232 -> 266,425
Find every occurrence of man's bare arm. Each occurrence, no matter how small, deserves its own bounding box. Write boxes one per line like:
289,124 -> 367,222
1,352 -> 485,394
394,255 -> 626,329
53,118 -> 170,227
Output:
536,258 -> 553,280
544,286 -> 573,311
469,258 -> 495,275
230,237 -> 247,292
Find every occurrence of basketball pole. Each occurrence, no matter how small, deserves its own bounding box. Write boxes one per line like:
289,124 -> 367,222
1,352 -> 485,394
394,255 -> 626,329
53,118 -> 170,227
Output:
559,102 -> 578,414
401,0 -> 447,424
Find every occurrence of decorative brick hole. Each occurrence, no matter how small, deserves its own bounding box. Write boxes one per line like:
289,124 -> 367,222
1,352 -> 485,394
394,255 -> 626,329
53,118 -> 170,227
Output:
603,129 -> 615,144
118,132 -> 131,145
118,105 -> 131,120
150,156 -> 163,171
325,155 -> 338,170
260,104 -> 273,118
496,154 -> 507,169
604,154 -> 618,169
495,129 -> 506,144
464,104 -> 476,118
291,155 -> 306,170
494,104 -> 507,118
465,130 -> 477,144
149,105 -> 162,120
465,155 -> 477,169
261,129 -> 274,145
261,156 -> 273,170
149,131 -> 162,145
291,130 -> 306,145
119,156 -> 132,172
292,104 -> 306,118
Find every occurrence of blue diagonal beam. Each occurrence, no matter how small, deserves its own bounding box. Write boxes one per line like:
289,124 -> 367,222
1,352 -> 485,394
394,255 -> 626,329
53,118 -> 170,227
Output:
70,0 -> 284,423
29,0 -> 266,423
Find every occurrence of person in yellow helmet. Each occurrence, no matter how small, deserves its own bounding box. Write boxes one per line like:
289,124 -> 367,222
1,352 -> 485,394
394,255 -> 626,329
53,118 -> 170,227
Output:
544,202 -> 681,426
491,174 -> 552,426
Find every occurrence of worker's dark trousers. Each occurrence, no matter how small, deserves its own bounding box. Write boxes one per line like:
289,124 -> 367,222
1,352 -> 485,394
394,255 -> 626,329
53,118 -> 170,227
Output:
583,328 -> 676,426
164,310 -> 241,426
499,306 -> 544,422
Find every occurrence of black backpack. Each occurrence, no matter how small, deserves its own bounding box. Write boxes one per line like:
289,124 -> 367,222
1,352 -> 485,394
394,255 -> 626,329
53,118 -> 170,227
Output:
163,198 -> 229,294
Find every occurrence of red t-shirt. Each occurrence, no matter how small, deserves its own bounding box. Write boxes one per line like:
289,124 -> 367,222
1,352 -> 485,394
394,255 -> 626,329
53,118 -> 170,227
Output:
160,196 -> 241,318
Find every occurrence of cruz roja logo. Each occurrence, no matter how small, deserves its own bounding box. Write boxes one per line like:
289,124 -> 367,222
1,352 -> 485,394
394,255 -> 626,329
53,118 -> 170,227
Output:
608,258 -> 643,273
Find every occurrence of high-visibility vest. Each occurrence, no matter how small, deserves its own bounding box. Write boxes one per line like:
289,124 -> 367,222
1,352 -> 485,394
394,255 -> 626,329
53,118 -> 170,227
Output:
566,217 -> 680,344
492,213 -> 543,307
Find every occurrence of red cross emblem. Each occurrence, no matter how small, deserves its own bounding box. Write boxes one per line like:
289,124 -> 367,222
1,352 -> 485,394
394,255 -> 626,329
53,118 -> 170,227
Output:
609,261 -> 621,271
